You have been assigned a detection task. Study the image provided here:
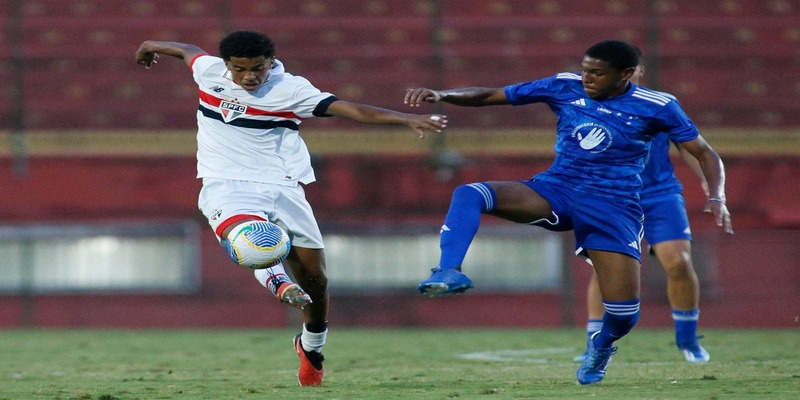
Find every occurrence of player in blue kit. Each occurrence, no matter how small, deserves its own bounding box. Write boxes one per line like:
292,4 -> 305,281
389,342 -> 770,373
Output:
575,61 -> 729,364
404,40 -> 733,385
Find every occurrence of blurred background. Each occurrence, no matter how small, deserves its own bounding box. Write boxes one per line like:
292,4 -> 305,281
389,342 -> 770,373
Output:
0,0 -> 798,329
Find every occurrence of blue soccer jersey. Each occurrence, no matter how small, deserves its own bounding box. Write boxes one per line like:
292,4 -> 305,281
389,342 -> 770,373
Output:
641,133 -> 693,244
640,133 -> 684,197
505,73 -> 699,198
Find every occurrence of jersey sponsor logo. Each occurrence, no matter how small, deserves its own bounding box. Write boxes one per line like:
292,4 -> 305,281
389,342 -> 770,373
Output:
596,107 -> 612,114
220,100 -> 247,122
570,122 -> 613,153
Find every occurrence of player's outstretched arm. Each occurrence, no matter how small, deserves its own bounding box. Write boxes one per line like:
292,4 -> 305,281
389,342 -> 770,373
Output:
678,136 -> 734,234
675,141 -> 710,196
325,100 -> 447,139
404,87 -> 509,107
135,40 -> 206,69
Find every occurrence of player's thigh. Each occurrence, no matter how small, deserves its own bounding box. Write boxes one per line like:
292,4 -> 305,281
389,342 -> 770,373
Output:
198,178 -> 275,239
271,185 -> 325,249
588,250 -> 641,301
485,180 -> 553,223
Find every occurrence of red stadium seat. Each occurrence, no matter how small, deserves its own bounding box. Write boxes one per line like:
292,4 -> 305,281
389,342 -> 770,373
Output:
231,0 -> 434,18
442,0 -> 648,17
654,0 -> 799,17
20,0 -> 221,18
22,17 -> 225,58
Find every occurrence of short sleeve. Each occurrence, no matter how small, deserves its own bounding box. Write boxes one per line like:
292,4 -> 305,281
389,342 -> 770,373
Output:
504,75 -> 563,106
655,101 -> 700,143
285,77 -> 337,119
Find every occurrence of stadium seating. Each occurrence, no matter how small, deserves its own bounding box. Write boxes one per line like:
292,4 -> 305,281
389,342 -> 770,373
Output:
2,0 -> 798,130
231,0 -> 436,18
19,0 -> 222,18
442,0 -> 649,17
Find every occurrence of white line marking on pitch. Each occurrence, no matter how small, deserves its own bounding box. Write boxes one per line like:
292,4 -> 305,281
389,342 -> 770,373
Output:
458,348 -> 575,363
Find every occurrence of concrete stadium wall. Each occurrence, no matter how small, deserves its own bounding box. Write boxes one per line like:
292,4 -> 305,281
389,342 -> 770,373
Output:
0,154 -> 798,328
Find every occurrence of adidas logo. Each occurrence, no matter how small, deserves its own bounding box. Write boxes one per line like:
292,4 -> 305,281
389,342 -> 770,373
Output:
571,99 -> 586,106
628,241 -> 640,250
440,224 -> 450,233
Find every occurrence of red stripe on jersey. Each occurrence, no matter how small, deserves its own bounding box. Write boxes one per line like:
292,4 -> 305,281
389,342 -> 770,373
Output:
198,90 -> 304,120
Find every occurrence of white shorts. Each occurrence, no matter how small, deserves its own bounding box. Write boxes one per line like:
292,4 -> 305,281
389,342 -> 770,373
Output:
198,178 -> 324,249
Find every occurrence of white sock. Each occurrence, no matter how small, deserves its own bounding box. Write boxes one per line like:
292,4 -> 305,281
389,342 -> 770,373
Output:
301,324 -> 328,353
253,265 -> 291,296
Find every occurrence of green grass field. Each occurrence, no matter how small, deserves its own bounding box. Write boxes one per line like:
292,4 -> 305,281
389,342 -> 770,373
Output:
1,328 -> 798,400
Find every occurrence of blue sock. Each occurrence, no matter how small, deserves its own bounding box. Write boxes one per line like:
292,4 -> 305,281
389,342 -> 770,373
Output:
673,308 -> 700,344
438,183 -> 496,269
594,299 -> 641,349
586,319 -> 603,340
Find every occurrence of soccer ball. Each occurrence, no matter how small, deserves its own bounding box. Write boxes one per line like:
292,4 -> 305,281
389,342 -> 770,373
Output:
224,221 -> 291,269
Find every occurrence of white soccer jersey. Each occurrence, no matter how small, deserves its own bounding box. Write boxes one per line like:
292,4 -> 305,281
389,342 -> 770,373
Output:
190,55 -> 337,185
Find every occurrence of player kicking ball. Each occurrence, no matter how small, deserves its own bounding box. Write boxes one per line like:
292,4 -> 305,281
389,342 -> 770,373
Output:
405,40 -> 732,385
135,30 -> 447,386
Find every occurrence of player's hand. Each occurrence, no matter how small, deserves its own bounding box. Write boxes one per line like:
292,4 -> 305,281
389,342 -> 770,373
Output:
704,199 -> 733,234
407,114 -> 448,139
135,42 -> 159,69
404,88 -> 443,107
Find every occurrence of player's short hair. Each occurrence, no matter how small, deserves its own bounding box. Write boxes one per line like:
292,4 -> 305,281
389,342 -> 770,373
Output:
219,30 -> 276,60
584,40 -> 639,70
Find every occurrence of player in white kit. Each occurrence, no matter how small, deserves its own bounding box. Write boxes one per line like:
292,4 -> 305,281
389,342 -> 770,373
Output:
135,30 -> 447,386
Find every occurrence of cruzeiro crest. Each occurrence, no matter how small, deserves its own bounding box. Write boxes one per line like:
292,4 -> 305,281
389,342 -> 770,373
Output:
570,122 -> 613,154
220,100 -> 248,123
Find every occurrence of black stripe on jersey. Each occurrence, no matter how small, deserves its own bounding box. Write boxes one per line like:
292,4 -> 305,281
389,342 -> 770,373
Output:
198,105 -> 300,130
313,95 -> 339,117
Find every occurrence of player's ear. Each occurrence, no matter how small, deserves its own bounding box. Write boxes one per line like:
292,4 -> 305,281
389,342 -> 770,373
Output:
621,67 -> 636,81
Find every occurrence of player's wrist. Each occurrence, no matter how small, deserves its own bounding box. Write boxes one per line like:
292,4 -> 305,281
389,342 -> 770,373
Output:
707,197 -> 726,204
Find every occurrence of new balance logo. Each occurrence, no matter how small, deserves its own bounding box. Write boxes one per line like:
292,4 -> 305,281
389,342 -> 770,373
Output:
571,99 -> 586,106
210,85 -> 225,93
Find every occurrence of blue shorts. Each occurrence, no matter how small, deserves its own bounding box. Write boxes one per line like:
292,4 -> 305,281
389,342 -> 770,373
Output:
521,178 -> 644,261
641,192 -> 692,245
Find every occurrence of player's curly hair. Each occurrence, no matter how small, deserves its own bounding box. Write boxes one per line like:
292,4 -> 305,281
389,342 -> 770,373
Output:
219,30 -> 276,60
584,40 -> 639,70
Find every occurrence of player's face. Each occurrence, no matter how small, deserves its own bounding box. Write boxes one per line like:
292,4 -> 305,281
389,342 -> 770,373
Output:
580,56 -> 635,100
226,56 -> 273,91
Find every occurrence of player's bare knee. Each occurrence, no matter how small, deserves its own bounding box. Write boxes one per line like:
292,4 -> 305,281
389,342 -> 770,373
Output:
662,259 -> 695,279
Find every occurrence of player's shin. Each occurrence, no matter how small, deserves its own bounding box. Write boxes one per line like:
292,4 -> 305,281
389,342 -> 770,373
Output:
594,299 -> 641,349
438,183 -> 496,269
